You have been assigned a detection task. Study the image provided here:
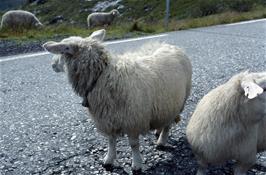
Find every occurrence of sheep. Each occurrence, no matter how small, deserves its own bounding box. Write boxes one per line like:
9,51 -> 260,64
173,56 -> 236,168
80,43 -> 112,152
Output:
87,9 -> 119,28
0,10 -> 43,30
43,29 -> 192,171
186,71 -> 266,175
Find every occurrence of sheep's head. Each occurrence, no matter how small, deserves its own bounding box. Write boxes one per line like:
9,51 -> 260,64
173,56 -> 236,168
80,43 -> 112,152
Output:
51,54 -> 65,72
43,29 -> 106,72
240,72 -> 266,120
111,9 -> 120,16
35,22 -> 43,28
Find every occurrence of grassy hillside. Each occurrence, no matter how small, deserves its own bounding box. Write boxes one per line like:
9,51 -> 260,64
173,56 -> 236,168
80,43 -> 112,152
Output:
0,0 -> 265,40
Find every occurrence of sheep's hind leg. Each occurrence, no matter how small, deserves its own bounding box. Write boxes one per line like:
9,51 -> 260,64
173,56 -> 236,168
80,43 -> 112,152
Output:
196,159 -> 207,175
234,151 -> 256,175
156,125 -> 170,146
154,128 -> 162,138
234,161 -> 254,175
103,135 -> 117,166
128,135 -> 142,171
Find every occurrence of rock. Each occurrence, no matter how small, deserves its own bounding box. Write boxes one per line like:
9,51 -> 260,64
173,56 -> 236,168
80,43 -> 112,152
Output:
29,0 -> 47,5
49,15 -> 64,25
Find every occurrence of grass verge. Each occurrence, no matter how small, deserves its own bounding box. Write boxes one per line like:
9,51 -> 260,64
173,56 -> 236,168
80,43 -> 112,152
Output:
0,7 -> 265,42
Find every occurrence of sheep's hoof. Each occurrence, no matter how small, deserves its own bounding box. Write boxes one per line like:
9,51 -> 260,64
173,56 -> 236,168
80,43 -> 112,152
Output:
102,163 -> 114,171
156,138 -> 167,147
132,168 -> 142,175
156,144 -> 167,150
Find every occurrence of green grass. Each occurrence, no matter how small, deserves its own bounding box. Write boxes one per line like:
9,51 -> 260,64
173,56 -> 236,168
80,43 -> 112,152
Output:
168,6 -> 266,30
0,4 -> 265,41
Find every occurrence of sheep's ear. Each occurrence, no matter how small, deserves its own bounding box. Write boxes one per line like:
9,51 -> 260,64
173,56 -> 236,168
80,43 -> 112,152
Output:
241,81 -> 263,99
43,41 -> 76,55
88,29 -> 106,42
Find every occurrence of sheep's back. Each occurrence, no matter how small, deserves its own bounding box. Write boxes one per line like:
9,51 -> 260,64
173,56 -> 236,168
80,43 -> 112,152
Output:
88,13 -> 113,26
1,11 -> 37,28
89,43 -> 191,136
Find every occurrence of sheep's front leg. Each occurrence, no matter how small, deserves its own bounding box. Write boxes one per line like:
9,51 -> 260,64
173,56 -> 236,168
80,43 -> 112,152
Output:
157,125 -> 170,146
128,135 -> 142,171
103,135 -> 117,166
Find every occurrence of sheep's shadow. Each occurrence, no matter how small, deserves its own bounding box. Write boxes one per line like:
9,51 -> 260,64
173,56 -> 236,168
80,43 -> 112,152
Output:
101,135 -> 266,175
143,136 -> 198,175
143,136 -> 265,175
103,165 -> 129,175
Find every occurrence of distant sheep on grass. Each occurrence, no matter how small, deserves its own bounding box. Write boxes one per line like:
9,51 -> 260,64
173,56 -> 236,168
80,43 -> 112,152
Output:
43,29 -> 192,171
0,10 -> 43,30
186,71 -> 266,175
87,9 -> 119,28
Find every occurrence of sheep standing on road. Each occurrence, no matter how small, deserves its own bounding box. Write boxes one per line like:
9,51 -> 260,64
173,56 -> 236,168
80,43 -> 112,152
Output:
186,72 -> 266,175
0,10 -> 43,30
87,9 -> 119,28
43,29 -> 192,171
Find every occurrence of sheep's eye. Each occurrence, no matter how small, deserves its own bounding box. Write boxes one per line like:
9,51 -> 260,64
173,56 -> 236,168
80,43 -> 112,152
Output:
66,47 -> 69,50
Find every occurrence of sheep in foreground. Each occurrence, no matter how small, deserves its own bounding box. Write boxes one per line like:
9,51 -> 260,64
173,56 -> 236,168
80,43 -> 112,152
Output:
186,71 -> 266,175
0,10 -> 43,30
87,9 -> 119,28
43,29 -> 192,171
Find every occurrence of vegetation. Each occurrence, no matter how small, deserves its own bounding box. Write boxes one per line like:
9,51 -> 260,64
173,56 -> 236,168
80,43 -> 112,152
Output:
0,0 -> 265,41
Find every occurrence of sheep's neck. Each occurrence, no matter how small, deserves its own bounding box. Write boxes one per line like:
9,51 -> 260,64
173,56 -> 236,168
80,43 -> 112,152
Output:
67,58 -> 107,98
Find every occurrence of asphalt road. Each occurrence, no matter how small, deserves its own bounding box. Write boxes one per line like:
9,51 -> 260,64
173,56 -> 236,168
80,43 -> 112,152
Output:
0,19 -> 266,175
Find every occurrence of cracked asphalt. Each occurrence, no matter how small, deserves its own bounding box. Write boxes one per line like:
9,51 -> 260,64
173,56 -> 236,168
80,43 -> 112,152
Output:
0,20 -> 266,175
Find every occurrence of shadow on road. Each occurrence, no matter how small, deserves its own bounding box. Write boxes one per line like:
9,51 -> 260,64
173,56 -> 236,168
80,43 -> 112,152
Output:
104,135 -> 266,175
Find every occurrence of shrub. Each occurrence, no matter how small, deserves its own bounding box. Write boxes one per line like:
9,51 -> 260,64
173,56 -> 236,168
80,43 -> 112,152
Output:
196,0 -> 224,17
228,0 -> 254,12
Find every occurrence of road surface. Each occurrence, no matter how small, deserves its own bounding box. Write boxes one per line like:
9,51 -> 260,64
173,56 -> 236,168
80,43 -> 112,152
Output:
1,19 -> 266,175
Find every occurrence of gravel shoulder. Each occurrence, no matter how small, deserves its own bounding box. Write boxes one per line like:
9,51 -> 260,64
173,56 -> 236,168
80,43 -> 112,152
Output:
0,40 -> 44,57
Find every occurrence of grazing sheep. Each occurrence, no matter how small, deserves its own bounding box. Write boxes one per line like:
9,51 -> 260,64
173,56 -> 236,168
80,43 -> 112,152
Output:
186,71 -> 266,175
0,10 -> 43,30
87,9 -> 119,28
43,29 -> 192,171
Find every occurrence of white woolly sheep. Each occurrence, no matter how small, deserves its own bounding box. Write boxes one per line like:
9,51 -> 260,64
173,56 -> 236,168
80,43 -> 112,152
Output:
0,10 -> 43,30
186,71 -> 266,175
43,29 -> 192,171
87,9 -> 119,28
